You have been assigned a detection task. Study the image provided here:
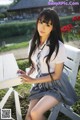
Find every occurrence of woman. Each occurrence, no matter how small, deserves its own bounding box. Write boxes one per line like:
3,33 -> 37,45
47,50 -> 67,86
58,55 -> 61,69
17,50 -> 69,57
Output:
17,8 -> 78,120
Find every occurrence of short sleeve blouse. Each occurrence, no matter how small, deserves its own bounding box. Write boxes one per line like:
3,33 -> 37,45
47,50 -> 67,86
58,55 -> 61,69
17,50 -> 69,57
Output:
27,40 -> 67,78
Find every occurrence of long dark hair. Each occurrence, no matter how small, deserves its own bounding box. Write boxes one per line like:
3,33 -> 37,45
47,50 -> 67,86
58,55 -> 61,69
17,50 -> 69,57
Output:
29,8 -> 64,79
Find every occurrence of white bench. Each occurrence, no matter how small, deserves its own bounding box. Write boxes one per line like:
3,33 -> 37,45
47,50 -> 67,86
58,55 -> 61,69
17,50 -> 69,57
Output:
48,44 -> 80,120
0,53 -> 22,120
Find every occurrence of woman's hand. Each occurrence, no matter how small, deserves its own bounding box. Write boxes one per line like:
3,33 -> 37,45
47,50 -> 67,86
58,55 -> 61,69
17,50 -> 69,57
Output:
17,69 -> 26,75
19,73 -> 35,84
17,69 -> 36,84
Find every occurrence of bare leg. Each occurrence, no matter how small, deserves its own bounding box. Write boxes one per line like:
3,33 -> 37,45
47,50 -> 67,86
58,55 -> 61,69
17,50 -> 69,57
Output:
30,95 -> 59,120
25,99 -> 39,120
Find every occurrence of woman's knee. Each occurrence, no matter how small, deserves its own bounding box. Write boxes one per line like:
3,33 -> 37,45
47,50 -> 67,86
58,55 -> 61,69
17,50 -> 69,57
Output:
25,99 -> 39,120
25,112 -> 31,120
30,108 -> 42,119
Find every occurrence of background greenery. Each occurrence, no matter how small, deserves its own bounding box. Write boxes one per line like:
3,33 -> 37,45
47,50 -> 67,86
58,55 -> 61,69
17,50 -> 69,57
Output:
0,15 -> 80,52
0,16 -> 80,54
0,16 -> 76,39
0,20 -> 36,39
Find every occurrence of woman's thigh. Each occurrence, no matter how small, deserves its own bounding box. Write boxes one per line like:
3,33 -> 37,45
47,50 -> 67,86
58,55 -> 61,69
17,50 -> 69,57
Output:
31,95 -> 59,115
25,99 -> 39,118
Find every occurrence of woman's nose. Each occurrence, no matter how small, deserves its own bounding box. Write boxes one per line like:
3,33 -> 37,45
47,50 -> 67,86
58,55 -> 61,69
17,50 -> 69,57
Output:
41,24 -> 46,29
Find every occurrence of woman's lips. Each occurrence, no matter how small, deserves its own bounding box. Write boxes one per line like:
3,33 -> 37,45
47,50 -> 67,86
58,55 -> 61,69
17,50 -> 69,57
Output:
40,31 -> 45,34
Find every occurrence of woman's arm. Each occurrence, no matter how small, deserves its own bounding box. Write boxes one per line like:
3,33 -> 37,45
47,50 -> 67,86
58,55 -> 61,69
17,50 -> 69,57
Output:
20,63 -> 64,84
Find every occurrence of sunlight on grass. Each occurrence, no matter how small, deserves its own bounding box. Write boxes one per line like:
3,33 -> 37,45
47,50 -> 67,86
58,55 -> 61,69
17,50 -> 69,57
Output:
0,34 -> 31,52
0,41 -> 29,52
0,35 -> 30,44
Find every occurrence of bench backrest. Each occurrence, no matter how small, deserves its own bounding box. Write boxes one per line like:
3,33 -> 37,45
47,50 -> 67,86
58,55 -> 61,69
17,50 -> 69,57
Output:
64,44 -> 80,88
0,53 -> 22,90
0,53 -> 19,82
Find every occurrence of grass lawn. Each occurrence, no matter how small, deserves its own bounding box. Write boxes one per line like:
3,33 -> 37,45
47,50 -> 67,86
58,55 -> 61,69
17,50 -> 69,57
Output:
0,34 -> 31,52
0,32 -> 80,52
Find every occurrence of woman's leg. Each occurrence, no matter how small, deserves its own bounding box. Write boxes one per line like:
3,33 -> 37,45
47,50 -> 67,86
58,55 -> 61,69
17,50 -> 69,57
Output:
30,95 -> 59,120
25,99 -> 39,120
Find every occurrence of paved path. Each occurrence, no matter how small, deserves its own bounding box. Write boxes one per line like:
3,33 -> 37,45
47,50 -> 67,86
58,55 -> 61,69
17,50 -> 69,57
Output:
0,40 -> 80,60
0,47 -> 28,60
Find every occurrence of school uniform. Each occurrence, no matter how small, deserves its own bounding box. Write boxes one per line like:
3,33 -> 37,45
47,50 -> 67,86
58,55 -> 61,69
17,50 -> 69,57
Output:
27,40 -> 78,106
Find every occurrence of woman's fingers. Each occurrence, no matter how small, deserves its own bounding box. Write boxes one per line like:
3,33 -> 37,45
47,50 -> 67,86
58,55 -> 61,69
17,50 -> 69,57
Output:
17,69 -> 26,74
20,75 -> 34,84
21,78 -> 26,83
21,77 -> 30,83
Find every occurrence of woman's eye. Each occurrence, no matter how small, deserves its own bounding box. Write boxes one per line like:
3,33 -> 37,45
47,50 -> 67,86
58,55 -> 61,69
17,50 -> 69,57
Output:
41,21 -> 43,24
38,20 -> 43,24
40,21 -> 43,24
38,20 -> 51,27
47,24 -> 50,27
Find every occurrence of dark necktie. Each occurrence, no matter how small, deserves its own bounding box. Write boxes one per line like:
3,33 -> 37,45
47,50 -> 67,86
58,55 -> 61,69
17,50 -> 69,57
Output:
36,43 -> 46,78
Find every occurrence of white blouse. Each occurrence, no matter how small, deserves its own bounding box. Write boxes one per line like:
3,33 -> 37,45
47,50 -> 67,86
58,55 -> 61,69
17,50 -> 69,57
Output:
27,40 -> 67,78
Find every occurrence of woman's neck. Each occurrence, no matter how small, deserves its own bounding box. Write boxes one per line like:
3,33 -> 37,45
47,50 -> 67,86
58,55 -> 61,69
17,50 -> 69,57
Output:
40,36 -> 48,45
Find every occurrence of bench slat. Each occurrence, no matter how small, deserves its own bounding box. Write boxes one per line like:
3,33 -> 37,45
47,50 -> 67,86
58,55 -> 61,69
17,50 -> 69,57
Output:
0,53 -> 22,89
0,56 -> 3,81
65,44 -> 80,61
14,91 -> 22,120
3,54 -> 19,81
64,59 -> 75,70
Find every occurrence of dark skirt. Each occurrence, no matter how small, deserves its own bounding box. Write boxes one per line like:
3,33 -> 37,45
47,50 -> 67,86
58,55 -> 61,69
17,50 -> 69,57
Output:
28,72 -> 78,106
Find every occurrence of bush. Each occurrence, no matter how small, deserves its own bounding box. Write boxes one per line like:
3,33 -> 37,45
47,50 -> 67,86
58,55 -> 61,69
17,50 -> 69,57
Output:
0,21 -> 36,39
0,16 -> 76,40
60,16 -> 75,26
0,13 -> 5,18
17,59 -> 30,71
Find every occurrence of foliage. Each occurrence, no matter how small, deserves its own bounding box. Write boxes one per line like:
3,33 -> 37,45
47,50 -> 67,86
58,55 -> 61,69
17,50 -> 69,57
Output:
0,16 -> 77,39
61,15 -> 80,41
17,59 -> 30,71
0,20 -> 36,39
0,13 -> 6,18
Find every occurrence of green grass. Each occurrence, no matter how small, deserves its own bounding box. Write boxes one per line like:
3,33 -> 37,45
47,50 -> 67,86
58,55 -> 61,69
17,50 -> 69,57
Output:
0,41 -> 29,52
0,35 -> 31,52
62,32 -> 80,42
0,35 -> 29,44
0,33 -> 80,52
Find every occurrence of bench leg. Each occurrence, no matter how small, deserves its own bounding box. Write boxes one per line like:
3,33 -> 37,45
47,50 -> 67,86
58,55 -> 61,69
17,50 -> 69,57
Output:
48,103 -> 80,120
0,87 -> 13,108
60,104 -> 80,120
0,87 -> 23,120
14,90 -> 22,120
48,104 -> 61,120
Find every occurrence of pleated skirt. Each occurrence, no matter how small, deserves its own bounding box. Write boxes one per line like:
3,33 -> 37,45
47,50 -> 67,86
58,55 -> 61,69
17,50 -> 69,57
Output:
28,72 -> 78,106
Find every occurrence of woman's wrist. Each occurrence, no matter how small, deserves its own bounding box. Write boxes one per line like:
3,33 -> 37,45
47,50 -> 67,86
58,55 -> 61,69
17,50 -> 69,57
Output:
27,66 -> 35,75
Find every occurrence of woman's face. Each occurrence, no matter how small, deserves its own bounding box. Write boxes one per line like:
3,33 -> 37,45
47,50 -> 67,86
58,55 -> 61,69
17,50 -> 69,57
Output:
37,19 -> 53,39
